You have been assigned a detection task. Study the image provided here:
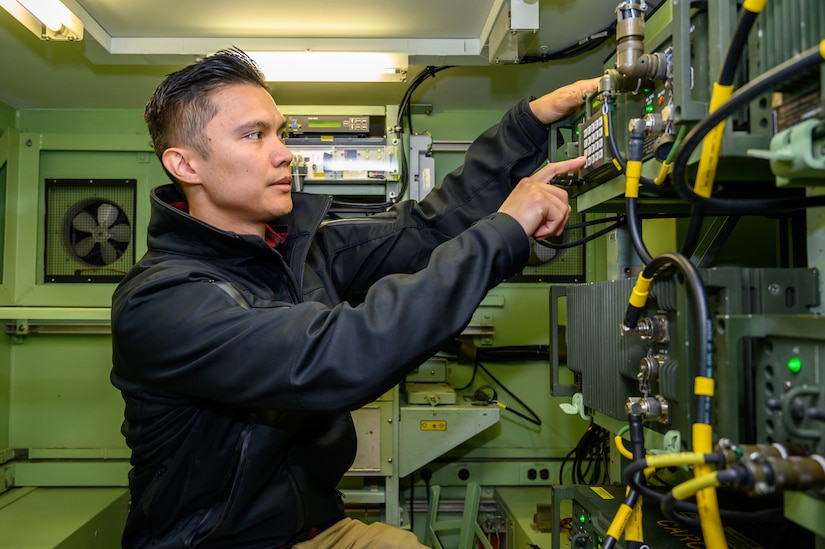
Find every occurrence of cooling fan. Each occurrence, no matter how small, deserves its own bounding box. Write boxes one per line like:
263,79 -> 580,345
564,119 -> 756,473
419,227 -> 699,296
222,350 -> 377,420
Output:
44,178 -> 136,283
507,211 -> 585,283
64,199 -> 132,266
527,234 -> 563,266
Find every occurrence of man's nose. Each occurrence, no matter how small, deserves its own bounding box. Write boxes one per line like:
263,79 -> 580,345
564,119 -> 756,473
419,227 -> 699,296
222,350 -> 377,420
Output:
274,140 -> 293,165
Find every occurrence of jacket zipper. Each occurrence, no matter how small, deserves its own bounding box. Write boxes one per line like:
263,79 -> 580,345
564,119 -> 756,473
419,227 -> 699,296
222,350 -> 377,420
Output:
282,194 -> 332,294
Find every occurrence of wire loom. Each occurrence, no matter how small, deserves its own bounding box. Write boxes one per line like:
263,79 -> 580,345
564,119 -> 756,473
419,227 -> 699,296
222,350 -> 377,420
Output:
559,421 -> 612,485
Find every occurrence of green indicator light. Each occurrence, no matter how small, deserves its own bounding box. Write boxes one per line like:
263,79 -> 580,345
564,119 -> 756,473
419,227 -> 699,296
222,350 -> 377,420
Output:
645,104 -> 655,113
579,514 -> 587,524
787,356 -> 802,374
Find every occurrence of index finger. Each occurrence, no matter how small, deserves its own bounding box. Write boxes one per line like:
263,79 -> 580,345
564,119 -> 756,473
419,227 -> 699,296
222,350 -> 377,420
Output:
534,156 -> 587,184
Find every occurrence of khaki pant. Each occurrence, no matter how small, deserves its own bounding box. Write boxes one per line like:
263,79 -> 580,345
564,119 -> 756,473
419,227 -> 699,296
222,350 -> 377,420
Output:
292,517 -> 428,549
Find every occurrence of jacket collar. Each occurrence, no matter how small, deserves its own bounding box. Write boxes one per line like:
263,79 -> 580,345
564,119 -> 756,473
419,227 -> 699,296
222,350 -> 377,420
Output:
147,184 -> 331,261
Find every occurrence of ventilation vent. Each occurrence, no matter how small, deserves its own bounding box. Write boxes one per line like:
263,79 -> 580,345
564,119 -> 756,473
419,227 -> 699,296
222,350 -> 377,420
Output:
507,211 -> 585,283
44,179 -> 136,283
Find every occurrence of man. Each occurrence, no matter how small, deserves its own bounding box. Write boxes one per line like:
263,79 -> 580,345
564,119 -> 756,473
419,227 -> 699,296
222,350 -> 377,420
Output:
110,47 -> 598,548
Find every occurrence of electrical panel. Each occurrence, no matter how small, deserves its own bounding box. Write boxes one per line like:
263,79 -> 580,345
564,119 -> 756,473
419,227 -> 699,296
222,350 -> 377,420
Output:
288,142 -> 395,185
549,0 -> 825,547
551,0 -> 824,199
283,110 -> 401,208
558,484 -> 812,549
554,267 -> 821,448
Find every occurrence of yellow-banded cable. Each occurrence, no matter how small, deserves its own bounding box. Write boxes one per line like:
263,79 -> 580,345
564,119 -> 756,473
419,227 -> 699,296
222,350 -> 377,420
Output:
625,160 -> 642,198
624,464 -> 655,547
615,434 -> 634,460
691,422 -> 726,549
694,0 -> 765,200
605,503 -> 634,540
614,435 -> 656,479
645,452 -> 708,469
626,495 -> 645,546
694,376 -> 715,398
621,271 -> 654,331
654,160 -> 671,186
694,371 -> 722,548
693,83 -> 733,198
672,470 -> 724,502
629,272 -> 653,308
654,126 -> 687,186
742,0 -> 767,12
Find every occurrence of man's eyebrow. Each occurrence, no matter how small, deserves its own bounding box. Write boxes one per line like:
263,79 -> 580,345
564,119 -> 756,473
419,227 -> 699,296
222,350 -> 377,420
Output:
233,119 -> 272,134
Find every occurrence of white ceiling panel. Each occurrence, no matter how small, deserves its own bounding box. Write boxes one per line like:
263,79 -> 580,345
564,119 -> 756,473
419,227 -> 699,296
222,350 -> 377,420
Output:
0,0 -> 633,109
73,0 -> 493,39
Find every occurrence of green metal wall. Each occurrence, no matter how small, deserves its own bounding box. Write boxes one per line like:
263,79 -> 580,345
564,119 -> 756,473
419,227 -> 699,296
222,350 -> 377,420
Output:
1,100 -> 13,452
451,284 -> 588,461
7,334 -> 123,451
0,100 -> 13,130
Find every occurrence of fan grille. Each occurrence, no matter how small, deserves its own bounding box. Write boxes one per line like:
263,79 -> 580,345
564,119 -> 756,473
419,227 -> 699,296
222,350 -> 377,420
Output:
45,179 -> 137,283
506,211 -> 585,283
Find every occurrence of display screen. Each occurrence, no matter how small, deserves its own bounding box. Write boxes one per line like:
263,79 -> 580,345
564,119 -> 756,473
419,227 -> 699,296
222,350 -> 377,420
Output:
307,120 -> 344,128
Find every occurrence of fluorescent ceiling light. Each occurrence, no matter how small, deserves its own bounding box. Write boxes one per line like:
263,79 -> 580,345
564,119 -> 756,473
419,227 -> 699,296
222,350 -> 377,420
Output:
0,0 -> 83,41
248,52 -> 408,83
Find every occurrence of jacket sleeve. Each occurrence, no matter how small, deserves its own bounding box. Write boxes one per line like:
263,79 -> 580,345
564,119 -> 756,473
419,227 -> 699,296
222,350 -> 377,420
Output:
112,99 -> 548,413
111,211 -> 529,413
315,97 -> 550,295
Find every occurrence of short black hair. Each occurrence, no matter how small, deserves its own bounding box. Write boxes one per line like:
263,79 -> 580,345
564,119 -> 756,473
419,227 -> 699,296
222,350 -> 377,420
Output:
144,47 -> 269,180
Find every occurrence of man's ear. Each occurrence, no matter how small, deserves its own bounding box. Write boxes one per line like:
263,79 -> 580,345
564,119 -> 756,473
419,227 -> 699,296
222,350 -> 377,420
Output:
162,147 -> 202,184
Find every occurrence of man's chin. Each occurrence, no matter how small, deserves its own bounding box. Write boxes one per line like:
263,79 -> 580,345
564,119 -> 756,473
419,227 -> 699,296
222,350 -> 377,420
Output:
274,198 -> 294,218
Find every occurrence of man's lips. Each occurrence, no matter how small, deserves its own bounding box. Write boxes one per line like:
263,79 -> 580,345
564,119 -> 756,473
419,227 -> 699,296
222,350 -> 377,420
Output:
270,177 -> 292,188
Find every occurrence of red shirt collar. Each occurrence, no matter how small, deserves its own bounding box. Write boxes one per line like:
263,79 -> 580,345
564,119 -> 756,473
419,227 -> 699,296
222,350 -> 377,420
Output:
171,201 -> 288,248
265,225 -> 289,248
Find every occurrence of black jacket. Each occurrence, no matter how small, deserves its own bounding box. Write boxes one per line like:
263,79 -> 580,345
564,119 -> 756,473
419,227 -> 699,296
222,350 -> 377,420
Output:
110,98 -> 549,548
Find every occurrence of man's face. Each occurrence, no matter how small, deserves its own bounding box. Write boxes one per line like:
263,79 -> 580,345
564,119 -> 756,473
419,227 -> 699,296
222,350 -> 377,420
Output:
189,83 -> 294,233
